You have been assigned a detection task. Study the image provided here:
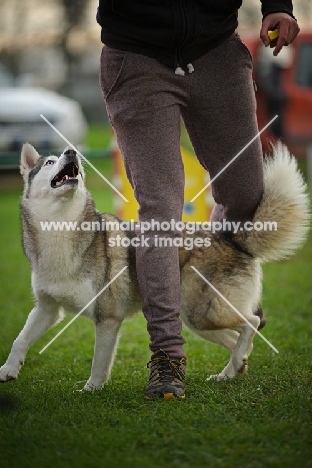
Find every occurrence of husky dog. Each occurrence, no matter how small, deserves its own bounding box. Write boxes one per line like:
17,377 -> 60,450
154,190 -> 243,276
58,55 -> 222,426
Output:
0,143 -> 309,390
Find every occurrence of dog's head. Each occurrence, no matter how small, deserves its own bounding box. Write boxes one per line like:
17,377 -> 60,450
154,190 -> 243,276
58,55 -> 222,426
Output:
20,143 -> 85,198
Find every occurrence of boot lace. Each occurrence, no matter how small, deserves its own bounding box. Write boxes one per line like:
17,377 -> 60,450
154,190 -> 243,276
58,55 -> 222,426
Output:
147,354 -> 185,381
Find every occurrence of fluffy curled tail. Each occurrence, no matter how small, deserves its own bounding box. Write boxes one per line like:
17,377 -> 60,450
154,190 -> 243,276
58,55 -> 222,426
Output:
235,143 -> 310,262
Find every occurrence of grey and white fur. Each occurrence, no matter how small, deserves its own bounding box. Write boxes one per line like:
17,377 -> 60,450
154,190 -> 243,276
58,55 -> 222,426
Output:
0,142 -> 310,389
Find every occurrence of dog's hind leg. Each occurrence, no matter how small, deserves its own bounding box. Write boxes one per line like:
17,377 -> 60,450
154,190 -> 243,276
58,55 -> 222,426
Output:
202,329 -> 239,352
209,315 -> 260,381
0,297 -> 62,382
205,315 -> 260,381
202,329 -> 239,381
83,317 -> 122,391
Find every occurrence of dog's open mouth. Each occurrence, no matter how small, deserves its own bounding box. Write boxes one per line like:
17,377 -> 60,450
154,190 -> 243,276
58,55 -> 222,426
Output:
51,162 -> 79,188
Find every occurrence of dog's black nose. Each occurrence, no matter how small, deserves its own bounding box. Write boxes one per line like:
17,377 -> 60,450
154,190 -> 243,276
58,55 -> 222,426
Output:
64,149 -> 77,157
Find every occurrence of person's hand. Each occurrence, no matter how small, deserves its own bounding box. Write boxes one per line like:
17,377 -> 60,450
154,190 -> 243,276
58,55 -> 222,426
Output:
260,12 -> 300,56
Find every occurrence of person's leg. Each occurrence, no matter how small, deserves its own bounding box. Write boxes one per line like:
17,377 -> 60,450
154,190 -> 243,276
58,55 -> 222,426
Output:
182,33 -> 264,226
99,47 -> 188,359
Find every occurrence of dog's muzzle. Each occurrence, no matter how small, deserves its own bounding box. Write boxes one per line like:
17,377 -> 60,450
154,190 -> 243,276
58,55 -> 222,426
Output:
51,153 -> 80,188
64,149 -> 77,157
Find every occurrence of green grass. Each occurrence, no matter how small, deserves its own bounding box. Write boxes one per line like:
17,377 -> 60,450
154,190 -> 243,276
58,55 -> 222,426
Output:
85,124 -> 113,150
0,135 -> 311,467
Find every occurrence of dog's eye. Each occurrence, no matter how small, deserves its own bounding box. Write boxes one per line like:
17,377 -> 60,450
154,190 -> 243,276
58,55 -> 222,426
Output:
45,160 -> 55,166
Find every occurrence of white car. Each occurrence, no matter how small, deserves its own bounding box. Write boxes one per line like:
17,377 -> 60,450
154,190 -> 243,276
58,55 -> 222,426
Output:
0,87 -> 87,153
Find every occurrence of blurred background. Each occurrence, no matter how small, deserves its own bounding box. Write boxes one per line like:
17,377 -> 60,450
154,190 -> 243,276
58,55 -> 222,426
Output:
0,0 -> 311,204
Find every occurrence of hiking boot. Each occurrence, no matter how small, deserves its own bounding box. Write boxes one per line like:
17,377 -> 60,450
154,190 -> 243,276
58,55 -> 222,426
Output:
146,350 -> 186,400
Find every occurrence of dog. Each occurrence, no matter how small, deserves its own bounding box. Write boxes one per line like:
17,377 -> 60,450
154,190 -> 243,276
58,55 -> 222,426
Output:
0,142 -> 309,389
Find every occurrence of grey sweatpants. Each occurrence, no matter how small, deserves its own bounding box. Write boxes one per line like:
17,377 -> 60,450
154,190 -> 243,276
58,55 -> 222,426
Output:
99,33 -> 264,359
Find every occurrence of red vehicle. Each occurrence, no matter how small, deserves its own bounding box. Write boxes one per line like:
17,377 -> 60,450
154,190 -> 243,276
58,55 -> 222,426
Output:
244,31 -> 312,156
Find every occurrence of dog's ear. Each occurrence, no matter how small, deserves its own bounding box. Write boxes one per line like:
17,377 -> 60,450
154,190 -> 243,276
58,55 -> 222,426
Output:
20,143 -> 41,178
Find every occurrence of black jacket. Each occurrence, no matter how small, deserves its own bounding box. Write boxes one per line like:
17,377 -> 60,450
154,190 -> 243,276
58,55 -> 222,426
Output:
97,1 -> 295,69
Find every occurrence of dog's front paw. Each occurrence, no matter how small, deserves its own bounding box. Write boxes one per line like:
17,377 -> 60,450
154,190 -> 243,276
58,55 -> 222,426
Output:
82,380 -> 102,391
0,364 -> 19,382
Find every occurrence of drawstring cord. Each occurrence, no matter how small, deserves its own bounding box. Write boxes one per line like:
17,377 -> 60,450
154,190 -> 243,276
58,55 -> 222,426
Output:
175,66 -> 185,76
174,63 -> 194,76
187,63 -> 194,73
